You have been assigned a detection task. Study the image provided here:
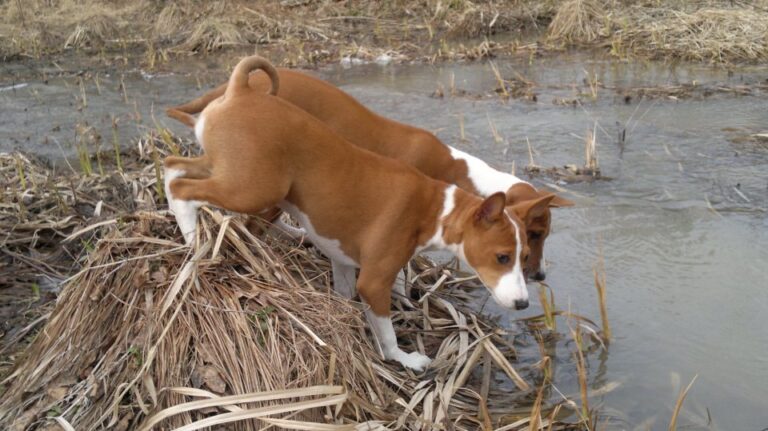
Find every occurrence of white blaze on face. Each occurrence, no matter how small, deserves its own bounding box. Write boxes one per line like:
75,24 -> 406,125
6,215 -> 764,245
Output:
490,214 -> 529,308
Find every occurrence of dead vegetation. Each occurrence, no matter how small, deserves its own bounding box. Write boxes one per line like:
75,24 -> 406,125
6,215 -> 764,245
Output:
525,124 -> 605,183
723,127 -> 768,154
3,0 -> 767,66
547,0 -> 607,44
546,0 -> 768,63
0,0 -> 555,65
0,133 -> 617,429
613,79 -> 768,101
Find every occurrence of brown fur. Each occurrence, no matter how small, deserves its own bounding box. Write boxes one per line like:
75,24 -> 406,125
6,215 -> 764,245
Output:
167,68 -> 574,278
165,56 -> 535,318
506,184 -> 571,278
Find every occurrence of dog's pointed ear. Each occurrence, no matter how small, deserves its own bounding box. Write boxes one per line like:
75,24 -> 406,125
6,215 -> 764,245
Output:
510,194 -> 556,224
548,194 -> 574,208
505,183 -> 539,205
475,192 -> 507,224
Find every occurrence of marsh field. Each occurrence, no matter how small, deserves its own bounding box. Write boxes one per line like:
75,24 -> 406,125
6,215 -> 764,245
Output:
1,1 -> 767,430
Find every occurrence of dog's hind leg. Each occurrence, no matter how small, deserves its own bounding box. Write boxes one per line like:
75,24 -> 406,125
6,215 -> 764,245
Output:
168,171 -> 289,245
164,157 -> 213,244
331,260 -> 357,299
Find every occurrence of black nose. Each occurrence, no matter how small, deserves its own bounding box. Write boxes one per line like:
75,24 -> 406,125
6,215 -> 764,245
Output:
531,271 -> 546,281
514,299 -> 529,310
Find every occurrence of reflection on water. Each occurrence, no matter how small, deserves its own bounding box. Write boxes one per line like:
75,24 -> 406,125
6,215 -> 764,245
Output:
2,53 -> 767,429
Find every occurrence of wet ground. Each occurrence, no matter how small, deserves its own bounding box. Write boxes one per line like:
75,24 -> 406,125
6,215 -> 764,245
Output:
2,53 -> 768,429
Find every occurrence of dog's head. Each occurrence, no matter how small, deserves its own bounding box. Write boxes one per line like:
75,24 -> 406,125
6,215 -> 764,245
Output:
504,183 -> 574,281
447,192 -> 557,310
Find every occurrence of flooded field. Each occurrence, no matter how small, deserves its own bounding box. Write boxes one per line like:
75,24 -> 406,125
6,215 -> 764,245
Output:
2,53 -> 767,429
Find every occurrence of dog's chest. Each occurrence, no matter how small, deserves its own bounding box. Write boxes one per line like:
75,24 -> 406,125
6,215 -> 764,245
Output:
279,202 -> 358,267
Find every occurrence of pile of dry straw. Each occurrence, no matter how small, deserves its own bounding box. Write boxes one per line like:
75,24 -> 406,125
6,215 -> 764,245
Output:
0,136 -> 606,430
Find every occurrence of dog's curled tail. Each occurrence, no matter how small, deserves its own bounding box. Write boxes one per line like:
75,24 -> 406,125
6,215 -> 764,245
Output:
225,55 -> 279,99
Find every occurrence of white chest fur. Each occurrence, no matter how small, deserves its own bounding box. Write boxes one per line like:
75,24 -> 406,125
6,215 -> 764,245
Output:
279,202 -> 358,267
416,185 -> 465,260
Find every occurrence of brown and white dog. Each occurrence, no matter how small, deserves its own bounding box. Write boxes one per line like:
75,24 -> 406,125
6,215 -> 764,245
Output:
167,68 -> 573,281
164,56 -> 554,370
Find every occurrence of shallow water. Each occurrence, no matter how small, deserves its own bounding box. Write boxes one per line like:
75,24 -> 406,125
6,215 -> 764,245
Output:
2,54 -> 767,429
324,58 -> 768,430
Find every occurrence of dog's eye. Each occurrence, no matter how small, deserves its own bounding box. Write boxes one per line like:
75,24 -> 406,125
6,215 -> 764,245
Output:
496,254 -> 510,265
529,231 -> 542,240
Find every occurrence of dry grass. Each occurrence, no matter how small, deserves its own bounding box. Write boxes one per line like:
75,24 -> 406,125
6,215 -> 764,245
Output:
615,6 -> 768,63
668,375 -> 698,431
583,124 -> 599,174
0,134 -> 611,430
0,0 -> 554,64
524,124 -> 604,183
4,0 -> 766,64
547,0 -> 768,63
547,0 -> 608,44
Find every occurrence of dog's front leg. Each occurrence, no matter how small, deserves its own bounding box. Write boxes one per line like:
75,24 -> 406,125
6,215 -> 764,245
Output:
357,266 -> 431,371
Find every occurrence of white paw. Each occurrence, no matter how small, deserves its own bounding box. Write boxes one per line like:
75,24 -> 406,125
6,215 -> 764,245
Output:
182,229 -> 195,246
391,350 -> 431,372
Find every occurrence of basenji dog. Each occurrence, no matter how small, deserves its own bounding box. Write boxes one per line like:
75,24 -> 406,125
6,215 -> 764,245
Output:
167,68 -> 573,281
164,55 -> 555,370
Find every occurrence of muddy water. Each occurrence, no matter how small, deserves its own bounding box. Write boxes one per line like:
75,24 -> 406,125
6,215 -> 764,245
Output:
3,54 -> 768,429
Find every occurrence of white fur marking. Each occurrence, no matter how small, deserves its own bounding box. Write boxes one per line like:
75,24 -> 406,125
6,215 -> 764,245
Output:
279,202 -> 357,267
365,307 -> 431,371
449,146 -> 527,197
416,185 -> 466,260
164,168 -> 205,245
268,217 -> 307,241
194,115 -> 206,149
392,276 -> 406,297
489,214 -> 529,307
331,260 -> 357,299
